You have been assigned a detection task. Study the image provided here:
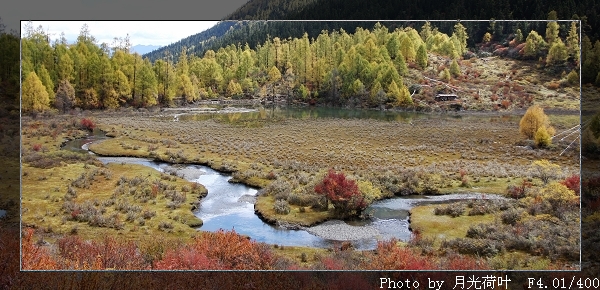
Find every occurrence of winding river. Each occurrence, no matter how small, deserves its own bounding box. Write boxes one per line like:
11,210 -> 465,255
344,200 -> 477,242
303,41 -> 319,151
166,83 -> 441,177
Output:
61,108 -> 507,250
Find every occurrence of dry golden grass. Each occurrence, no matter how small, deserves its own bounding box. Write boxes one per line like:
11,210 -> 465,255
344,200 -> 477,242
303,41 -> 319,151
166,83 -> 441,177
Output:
85,111 -> 578,226
20,109 -> 579,253
21,161 -> 206,243
20,116 -> 209,243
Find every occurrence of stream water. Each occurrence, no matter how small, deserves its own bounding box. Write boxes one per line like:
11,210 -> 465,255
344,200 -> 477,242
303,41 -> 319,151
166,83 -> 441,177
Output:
61,108 -> 509,250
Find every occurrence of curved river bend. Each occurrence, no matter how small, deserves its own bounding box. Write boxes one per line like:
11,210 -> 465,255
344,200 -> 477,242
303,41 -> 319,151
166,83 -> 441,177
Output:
64,129 -> 503,250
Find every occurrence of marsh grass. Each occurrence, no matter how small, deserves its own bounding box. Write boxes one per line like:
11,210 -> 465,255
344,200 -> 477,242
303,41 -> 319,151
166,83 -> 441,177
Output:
20,111 -> 579,269
410,204 -> 495,245
84,112 -> 578,226
22,160 -> 206,243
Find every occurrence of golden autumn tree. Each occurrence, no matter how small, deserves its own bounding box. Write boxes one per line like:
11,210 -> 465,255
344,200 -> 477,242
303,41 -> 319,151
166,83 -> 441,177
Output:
520,105 -> 556,148
226,79 -> 243,98
534,126 -> 552,148
22,71 -> 50,113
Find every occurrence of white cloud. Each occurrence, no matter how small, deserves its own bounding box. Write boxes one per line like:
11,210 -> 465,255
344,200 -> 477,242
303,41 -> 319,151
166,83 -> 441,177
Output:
21,21 -> 219,47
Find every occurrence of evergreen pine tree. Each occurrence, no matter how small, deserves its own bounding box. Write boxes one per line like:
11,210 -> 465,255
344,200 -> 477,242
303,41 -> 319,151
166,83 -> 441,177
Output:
416,44 -> 428,69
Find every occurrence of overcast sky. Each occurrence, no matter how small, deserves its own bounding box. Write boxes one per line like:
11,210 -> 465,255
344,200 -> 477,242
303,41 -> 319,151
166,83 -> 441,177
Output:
20,21 -> 220,47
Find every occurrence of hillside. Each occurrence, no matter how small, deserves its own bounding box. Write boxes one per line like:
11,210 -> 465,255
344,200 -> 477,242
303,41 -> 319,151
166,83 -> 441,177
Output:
225,0 -> 318,20
143,21 -> 237,62
284,0 -> 598,40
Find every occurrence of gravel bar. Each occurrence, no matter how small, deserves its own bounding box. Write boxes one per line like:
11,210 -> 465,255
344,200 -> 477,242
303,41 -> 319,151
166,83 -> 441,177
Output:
304,220 -> 380,241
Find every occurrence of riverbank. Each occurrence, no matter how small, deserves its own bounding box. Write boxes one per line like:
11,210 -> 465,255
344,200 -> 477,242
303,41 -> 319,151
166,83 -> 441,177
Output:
20,109 -> 580,269
85,108 -> 578,231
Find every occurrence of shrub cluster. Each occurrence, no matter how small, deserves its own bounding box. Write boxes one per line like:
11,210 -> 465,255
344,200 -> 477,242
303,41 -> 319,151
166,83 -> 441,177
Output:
273,199 -> 290,215
80,118 -> 95,131
434,204 -> 465,217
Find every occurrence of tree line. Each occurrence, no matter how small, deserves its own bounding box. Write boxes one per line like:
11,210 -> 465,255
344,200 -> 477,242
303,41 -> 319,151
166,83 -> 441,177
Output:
21,19 -> 583,113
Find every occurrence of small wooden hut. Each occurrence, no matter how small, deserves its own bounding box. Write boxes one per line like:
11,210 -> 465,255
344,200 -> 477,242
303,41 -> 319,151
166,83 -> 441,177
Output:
435,94 -> 459,102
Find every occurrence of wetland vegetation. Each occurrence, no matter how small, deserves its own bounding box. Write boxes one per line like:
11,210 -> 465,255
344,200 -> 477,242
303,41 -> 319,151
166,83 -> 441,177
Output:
20,19 -> 584,270
21,105 -> 580,270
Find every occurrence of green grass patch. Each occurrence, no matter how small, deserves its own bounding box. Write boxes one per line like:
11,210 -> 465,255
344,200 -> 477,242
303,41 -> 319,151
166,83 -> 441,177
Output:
409,204 -> 495,245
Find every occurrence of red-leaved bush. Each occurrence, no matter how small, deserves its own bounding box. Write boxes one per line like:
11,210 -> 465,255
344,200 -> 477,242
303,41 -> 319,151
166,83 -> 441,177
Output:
314,169 -> 366,218
365,239 -> 436,270
154,229 -> 276,270
561,174 -> 580,195
31,144 -> 42,152
80,118 -> 95,131
57,235 -> 148,270
153,246 -> 219,270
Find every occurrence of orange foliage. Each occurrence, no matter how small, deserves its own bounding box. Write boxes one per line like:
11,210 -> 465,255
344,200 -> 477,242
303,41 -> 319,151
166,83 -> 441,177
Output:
546,81 -> 560,90
154,246 -> 219,270
21,228 -> 58,270
365,239 -> 437,270
155,229 -> 276,270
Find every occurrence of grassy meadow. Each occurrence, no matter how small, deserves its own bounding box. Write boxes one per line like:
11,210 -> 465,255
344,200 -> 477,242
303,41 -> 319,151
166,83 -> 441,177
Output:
20,106 -> 581,269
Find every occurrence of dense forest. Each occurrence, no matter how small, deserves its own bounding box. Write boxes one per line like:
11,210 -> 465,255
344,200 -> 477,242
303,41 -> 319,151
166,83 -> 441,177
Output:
21,18 -> 584,113
225,0 -> 598,40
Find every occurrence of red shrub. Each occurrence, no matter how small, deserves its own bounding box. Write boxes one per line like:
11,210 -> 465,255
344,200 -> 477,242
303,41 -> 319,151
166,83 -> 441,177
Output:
185,229 -> 276,270
546,81 -> 560,90
516,43 -> 526,54
366,239 -> 436,270
266,171 -> 277,180
154,246 -> 220,270
57,235 -> 147,269
507,179 -> 532,199
32,144 -> 42,152
490,95 -> 499,102
459,168 -> 467,178
561,175 -> 580,195
80,118 -> 95,131
321,257 -> 344,270
501,99 -> 511,109
314,169 -> 366,218
493,47 -> 508,56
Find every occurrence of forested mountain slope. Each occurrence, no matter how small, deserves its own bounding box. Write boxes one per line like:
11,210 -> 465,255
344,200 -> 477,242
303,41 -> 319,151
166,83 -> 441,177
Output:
284,0 -> 598,39
225,0 -> 319,20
